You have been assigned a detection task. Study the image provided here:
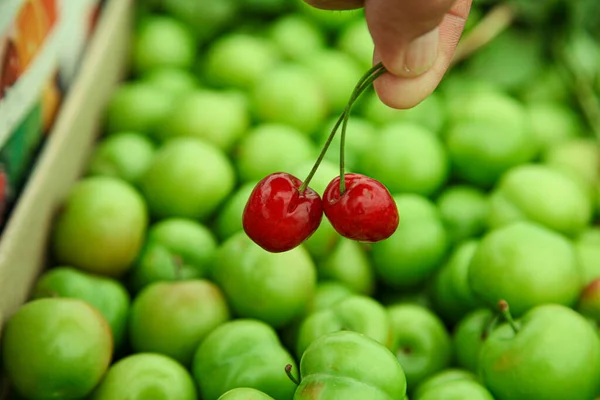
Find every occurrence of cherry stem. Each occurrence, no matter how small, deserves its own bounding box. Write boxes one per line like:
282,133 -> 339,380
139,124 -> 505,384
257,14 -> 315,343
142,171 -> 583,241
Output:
498,299 -> 520,334
339,66 -> 386,194
298,62 -> 387,193
285,364 -> 300,385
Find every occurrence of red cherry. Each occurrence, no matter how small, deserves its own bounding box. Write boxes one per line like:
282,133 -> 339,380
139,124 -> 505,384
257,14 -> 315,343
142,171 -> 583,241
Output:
243,172 -> 323,253
323,173 -> 399,242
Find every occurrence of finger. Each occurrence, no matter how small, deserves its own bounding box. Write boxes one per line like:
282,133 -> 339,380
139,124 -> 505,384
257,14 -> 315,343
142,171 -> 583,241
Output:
302,0 -> 364,11
372,3 -> 472,109
366,0 -> 470,77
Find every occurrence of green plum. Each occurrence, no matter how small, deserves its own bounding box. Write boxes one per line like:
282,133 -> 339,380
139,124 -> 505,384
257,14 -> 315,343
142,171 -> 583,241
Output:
31,267 -> 130,349
214,181 -> 258,241
307,281 -> 356,313
212,231 -> 316,328
193,319 -> 297,400
302,218 -> 341,261
452,308 -> 496,373
412,369 -> 494,400
577,278 -> 600,323
90,353 -> 197,400
158,89 -> 250,151
436,185 -> 489,245
576,227 -> 600,285
445,120 -> 538,187
218,388 -> 275,400
268,14 -> 325,61
294,330 -> 407,399
104,81 -> 173,137
51,176 -> 148,277
132,15 -> 196,74
251,64 -> 328,135
300,48 -> 362,112
295,0 -> 362,31
412,368 -> 478,398
360,122 -> 448,196
388,304 -> 452,390
142,66 -> 199,96
479,303 -> 600,400
2,298 -> 113,400
87,132 -> 155,185
430,240 -> 479,324
289,158 -> 339,197
128,217 -> 218,292
525,101 -> 582,150
235,123 -> 316,183
487,164 -> 593,236
139,137 -> 235,220
296,294 -> 394,357
468,221 -> 582,317
128,280 -> 230,367
204,33 -> 281,90
371,194 -> 448,289
542,137 -> 599,192
317,238 -> 375,296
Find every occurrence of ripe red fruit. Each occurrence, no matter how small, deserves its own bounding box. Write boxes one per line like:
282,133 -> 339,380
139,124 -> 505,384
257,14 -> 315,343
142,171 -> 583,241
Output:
243,172 -> 323,253
323,173 -> 399,242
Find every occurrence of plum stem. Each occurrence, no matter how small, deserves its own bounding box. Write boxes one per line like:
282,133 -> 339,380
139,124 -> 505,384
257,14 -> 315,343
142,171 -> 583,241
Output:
298,62 -> 387,193
498,299 -> 520,334
285,364 -> 300,385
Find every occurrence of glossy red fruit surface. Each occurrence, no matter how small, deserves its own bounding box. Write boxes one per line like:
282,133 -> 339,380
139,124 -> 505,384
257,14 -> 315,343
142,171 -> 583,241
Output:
323,173 -> 399,242
243,172 -> 323,253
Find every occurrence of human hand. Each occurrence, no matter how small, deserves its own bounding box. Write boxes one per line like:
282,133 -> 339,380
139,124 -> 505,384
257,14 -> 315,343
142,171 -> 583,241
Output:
304,0 -> 473,109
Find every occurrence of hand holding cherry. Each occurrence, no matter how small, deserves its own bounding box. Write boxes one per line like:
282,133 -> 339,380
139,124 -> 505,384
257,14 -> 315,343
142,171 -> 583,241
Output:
243,63 -> 399,253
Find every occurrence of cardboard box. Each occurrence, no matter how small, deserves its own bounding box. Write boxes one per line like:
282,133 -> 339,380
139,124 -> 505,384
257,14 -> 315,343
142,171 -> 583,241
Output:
0,0 -> 133,328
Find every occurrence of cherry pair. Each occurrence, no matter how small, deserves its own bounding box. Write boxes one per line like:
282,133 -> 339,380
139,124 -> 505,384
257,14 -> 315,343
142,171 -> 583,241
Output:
243,171 -> 399,253
242,62 -> 399,253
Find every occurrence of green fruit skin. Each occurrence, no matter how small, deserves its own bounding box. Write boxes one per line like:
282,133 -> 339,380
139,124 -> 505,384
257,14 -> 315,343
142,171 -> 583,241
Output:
128,280 -> 230,367
251,64 -> 327,135
193,319 -> 297,400
296,295 -> 394,357
576,228 -> 600,285
452,308 -> 496,373
576,279 -> 600,321
31,267 -> 130,349
412,368 -> 478,399
388,304 -> 452,391
294,331 -> 407,400
268,14 -> 325,61
436,186 -> 489,245
302,218 -> 340,261
2,298 -> 113,400
218,387 -> 275,400
215,181 -> 258,241
371,195 -> 448,289
139,137 -> 235,220
487,164 -> 592,237
51,176 -> 148,277
142,66 -> 198,96
360,122 -> 448,196
236,123 -> 316,183
430,240 -> 479,324
414,378 -> 494,400
468,221 -> 582,317
212,232 -> 316,328
147,218 -> 217,278
479,304 -> 600,400
317,238 -> 375,296
133,16 -> 195,73
90,353 -> 197,400
105,82 -> 174,136
87,132 -> 156,185
157,89 -> 250,151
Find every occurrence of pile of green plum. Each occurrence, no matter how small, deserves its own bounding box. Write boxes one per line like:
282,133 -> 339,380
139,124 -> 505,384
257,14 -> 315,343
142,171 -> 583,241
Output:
2,1 -> 600,399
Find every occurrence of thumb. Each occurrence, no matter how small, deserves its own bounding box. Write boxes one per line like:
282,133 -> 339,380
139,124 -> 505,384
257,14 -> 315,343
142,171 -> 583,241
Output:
365,0 -> 461,77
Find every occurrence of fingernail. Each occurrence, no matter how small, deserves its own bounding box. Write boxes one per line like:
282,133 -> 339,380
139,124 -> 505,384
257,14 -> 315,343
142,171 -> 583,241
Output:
399,28 -> 439,77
